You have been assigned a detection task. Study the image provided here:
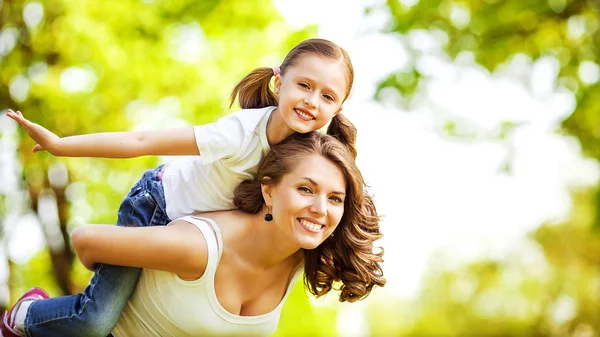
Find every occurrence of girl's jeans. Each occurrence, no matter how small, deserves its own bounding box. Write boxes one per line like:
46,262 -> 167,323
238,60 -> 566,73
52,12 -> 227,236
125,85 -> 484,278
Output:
24,166 -> 171,337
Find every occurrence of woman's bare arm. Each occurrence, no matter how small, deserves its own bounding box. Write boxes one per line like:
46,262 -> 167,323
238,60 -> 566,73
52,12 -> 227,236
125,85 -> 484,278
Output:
71,220 -> 209,280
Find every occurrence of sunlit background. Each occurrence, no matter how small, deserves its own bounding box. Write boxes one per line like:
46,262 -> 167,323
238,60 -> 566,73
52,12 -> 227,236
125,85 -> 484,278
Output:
2,0 -> 600,336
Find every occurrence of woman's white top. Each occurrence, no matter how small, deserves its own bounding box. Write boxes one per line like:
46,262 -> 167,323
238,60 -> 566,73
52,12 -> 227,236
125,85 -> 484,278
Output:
161,106 -> 275,220
112,215 -> 303,337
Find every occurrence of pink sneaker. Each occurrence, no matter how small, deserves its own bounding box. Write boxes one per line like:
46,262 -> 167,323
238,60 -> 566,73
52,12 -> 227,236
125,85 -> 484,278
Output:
0,288 -> 49,337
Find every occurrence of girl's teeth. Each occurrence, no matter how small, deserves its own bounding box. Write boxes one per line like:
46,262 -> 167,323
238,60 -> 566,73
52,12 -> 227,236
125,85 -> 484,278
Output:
296,110 -> 313,120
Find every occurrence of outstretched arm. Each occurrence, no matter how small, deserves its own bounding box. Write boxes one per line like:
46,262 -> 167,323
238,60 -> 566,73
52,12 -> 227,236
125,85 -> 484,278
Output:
71,220 -> 209,280
6,109 -> 199,158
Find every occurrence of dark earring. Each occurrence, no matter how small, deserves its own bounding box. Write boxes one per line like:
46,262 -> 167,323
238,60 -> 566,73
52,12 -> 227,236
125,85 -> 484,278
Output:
264,206 -> 273,222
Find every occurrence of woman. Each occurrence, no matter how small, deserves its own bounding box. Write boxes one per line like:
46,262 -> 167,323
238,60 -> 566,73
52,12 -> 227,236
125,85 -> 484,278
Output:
3,131 -> 385,337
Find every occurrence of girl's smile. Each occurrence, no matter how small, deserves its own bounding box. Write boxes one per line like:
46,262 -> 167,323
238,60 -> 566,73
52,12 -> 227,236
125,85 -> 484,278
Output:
294,108 -> 315,121
273,54 -> 348,135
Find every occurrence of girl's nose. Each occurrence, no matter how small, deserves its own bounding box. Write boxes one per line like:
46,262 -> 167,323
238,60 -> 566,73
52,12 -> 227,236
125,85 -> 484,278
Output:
304,93 -> 319,109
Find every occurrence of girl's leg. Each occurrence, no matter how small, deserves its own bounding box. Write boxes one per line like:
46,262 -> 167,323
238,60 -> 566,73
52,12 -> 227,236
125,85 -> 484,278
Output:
15,166 -> 168,337
24,264 -> 141,337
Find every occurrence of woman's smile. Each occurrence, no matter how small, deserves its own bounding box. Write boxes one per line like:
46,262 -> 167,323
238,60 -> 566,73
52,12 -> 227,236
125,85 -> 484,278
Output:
298,218 -> 324,233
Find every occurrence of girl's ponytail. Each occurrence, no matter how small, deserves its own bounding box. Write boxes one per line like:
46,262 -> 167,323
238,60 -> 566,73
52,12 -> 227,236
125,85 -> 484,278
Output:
229,67 -> 278,109
326,113 -> 357,159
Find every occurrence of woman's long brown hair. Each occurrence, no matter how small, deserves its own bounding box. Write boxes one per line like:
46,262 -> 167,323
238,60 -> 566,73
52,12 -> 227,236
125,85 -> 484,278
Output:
233,132 -> 385,302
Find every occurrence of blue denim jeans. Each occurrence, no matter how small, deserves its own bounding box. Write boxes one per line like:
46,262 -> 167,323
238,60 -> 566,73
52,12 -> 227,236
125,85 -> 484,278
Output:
24,166 -> 171,337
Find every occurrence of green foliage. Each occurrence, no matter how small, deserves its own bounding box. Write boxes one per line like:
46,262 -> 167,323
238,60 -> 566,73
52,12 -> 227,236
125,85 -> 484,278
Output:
378,0 -> 600,157
368,1 -> 600,335
273,280 -> 339,337
9,250 -> 62,302
380,187 -> 600,337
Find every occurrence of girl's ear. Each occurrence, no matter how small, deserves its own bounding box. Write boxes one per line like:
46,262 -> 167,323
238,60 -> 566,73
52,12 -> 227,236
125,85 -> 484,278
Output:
261,177 -> 273,207
273,75 -> 282,95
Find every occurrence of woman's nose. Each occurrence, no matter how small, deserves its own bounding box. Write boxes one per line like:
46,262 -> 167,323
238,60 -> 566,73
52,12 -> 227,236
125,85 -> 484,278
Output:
309,196 -> 327,217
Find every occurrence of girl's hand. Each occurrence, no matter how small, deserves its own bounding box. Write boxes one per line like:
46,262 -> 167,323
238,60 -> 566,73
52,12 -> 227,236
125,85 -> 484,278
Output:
6,109 -> 60,154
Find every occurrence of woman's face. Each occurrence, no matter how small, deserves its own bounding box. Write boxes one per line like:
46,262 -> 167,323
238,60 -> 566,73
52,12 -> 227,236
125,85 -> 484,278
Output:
265,154 -> 347,250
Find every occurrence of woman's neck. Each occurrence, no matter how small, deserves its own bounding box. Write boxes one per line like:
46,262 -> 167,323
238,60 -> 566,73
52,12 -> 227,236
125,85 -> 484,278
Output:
266,108 -> 295,146
221,211 -> 302,270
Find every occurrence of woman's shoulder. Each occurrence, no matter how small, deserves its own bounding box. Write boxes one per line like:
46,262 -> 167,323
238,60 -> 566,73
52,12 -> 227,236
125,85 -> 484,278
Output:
183,210 -> 249,238
171,215 -> 226,243
193,211 -> 256,246
167,215 -> 235,280
187,210 -> 249,225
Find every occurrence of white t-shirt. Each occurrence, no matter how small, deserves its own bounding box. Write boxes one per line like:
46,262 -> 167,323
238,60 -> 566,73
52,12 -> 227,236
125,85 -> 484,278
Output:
112,216 -> 304,337
161,106 -> 275,220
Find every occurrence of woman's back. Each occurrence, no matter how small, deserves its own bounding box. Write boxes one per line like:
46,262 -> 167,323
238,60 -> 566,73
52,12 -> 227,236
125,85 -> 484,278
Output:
112,215 -> 303,337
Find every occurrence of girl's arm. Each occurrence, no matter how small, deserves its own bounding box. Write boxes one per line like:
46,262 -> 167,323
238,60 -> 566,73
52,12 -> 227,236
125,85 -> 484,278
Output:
6,109 -> 199,157
71,221 -> 209,280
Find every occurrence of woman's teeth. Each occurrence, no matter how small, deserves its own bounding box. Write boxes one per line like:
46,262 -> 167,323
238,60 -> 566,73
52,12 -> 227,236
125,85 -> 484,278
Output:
300,219 -> 322,231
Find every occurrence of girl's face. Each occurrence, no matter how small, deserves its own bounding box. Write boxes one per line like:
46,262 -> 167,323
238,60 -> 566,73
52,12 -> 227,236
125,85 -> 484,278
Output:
263,154 -> 346,250
274,54 -> 348,134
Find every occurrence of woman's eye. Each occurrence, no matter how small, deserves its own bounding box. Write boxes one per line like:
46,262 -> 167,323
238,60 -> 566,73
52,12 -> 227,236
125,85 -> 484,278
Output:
329,196 -> 343,204
298,83 -> 309,89
298,186 -> 312,194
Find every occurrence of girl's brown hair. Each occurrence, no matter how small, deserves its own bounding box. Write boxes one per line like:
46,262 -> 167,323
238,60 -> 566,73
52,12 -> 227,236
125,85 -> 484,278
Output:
233,132 -> 385,302
229,38 -> 358,158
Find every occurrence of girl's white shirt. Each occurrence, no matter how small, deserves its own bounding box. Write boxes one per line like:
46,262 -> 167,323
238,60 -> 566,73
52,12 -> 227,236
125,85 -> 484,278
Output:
161,106 -> 276,220
111,215 -> 304,337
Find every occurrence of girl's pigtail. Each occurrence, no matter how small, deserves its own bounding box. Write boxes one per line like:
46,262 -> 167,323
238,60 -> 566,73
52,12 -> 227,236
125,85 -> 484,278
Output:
326,113 -> 357,159
229,67 -> 278,109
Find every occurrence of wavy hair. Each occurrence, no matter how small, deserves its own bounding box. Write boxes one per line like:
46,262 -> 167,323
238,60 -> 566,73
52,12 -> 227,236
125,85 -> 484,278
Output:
233,132 -> 385,302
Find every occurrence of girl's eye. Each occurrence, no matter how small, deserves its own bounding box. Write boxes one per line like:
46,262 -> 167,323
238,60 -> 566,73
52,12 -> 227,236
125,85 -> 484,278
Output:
329,196 -> 343,204
298,83 -> 310,89
298,186 -> 312,194
323,94 -> 335,102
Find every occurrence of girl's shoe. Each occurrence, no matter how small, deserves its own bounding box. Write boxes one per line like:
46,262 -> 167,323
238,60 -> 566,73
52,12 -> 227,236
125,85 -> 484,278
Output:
0,288 -> 49,337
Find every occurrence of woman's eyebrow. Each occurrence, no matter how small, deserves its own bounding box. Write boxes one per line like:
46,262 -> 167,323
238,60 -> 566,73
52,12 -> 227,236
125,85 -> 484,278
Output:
300,177 -> 345,195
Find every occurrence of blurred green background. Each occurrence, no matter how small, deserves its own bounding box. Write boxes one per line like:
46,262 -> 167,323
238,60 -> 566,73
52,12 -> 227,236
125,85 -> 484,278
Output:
2,0 -> 600,336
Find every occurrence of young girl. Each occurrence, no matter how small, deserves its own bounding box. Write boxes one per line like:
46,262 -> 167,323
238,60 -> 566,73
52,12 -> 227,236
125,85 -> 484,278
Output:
3,38 -> 357,337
